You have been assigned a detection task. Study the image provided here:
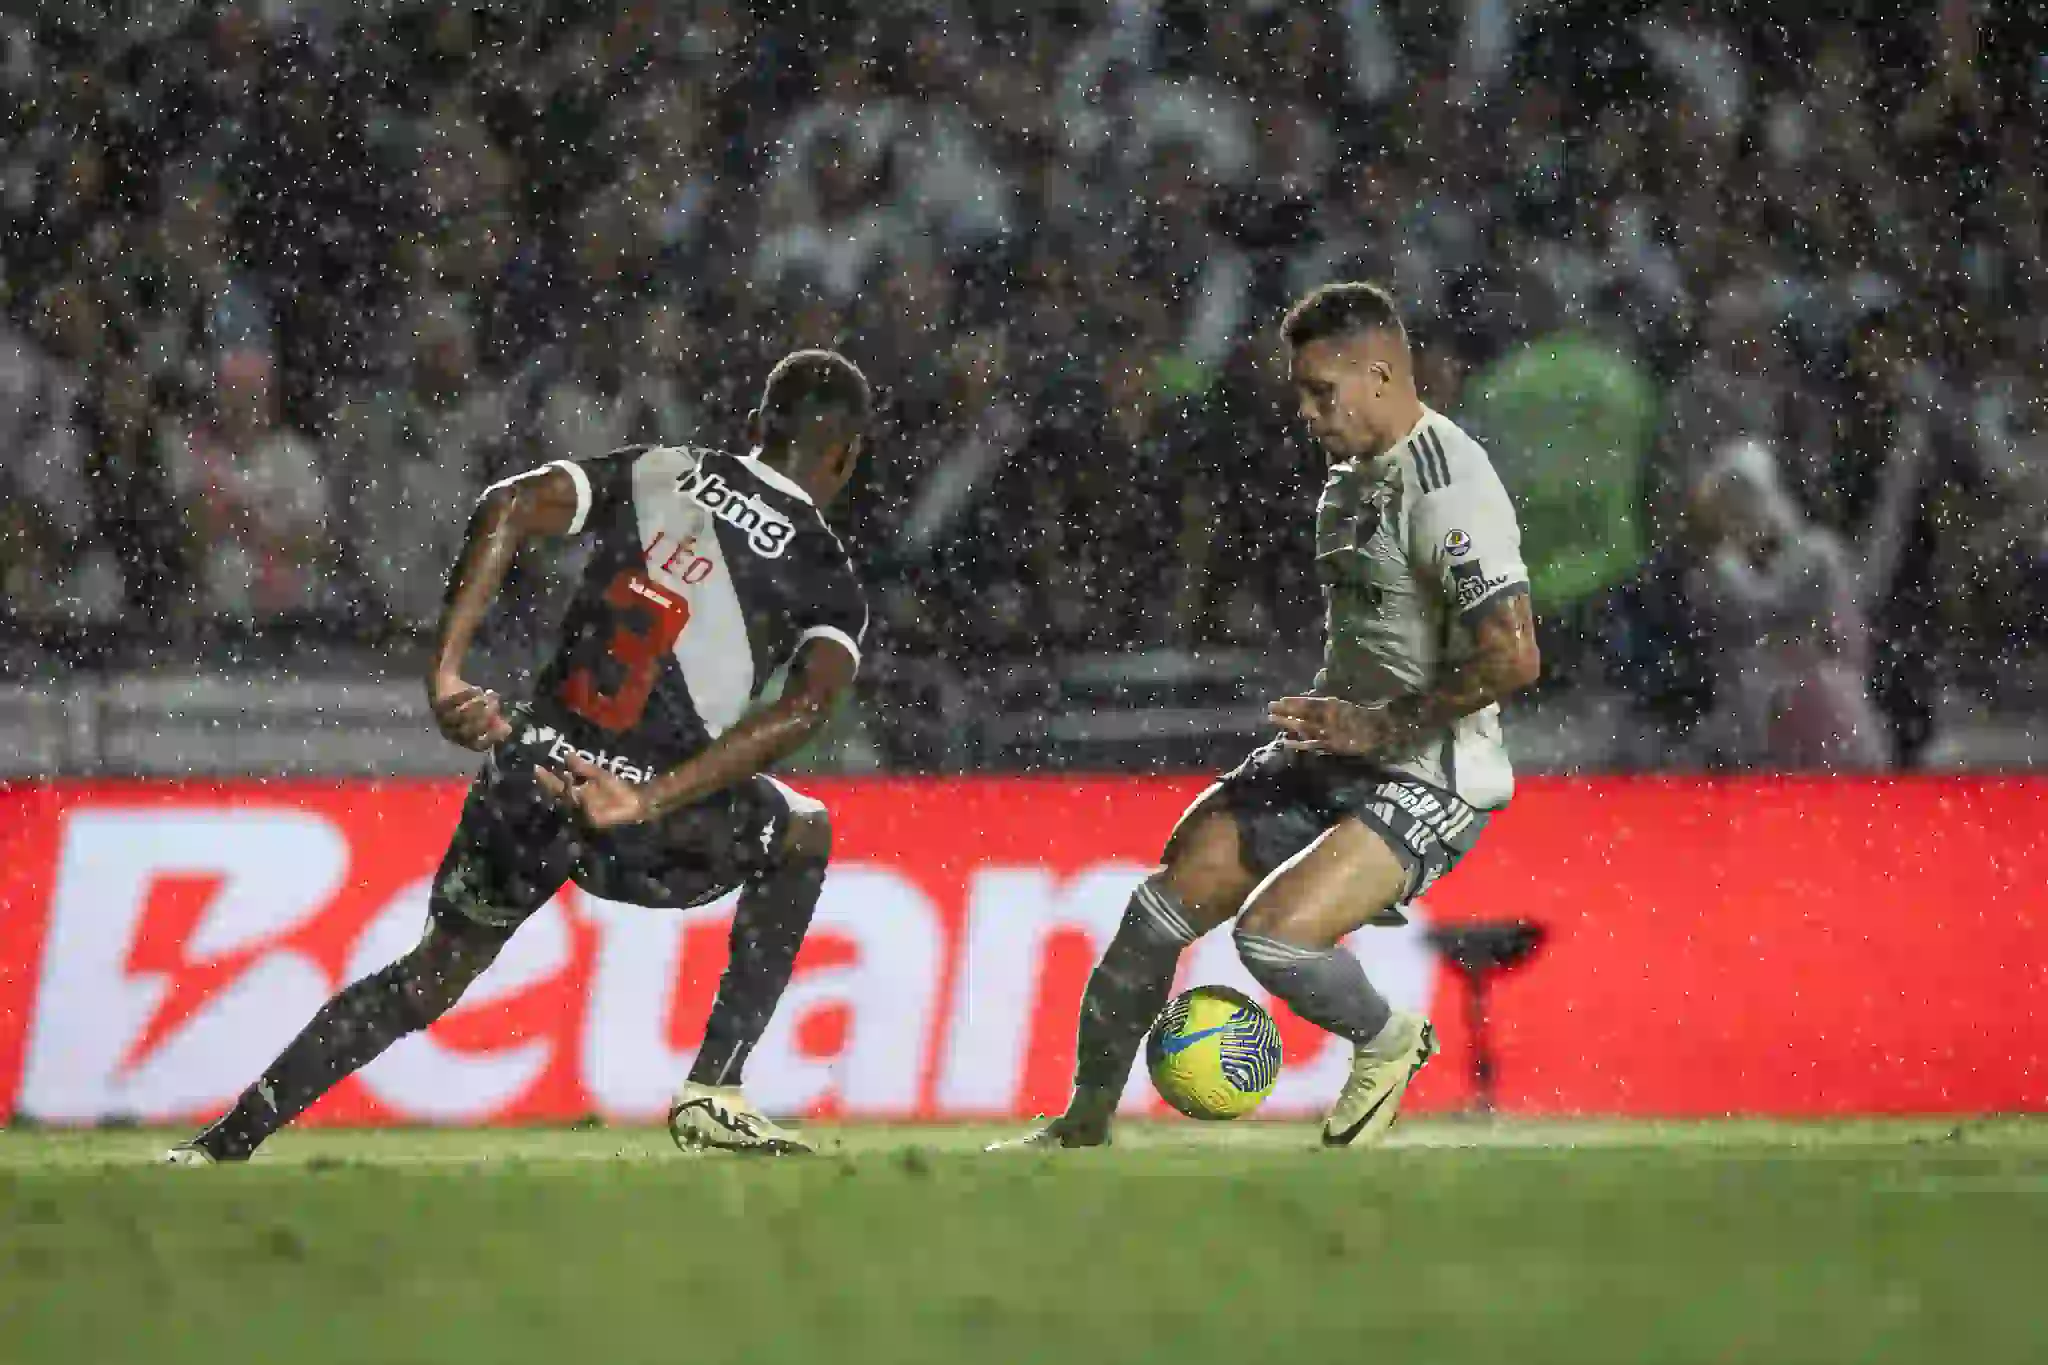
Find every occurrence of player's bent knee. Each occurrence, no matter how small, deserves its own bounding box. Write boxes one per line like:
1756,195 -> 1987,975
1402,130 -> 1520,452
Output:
1235,889 -> 1367,948
1155,864 -> 1251,936
399,920 -> 506,1024
1158,813 -> 1258,929
780,807 -> 833,864
1231,920 -> 1302,978
1233,897 -> 1303,943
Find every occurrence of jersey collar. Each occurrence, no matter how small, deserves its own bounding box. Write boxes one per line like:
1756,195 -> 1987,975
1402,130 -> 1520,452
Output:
742,448 -> 816,505
1376,406 -> 1436,466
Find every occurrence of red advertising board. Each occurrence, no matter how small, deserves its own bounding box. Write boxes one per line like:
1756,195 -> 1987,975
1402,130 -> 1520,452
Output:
0,777 -> 2042,1125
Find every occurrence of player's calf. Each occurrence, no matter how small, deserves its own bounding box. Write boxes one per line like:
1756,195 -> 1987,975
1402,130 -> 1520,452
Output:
1064,878 -> 1202,1133
1234,820 -> 1435,1146
989,804 -> 1253,1154
1232,828 -> 1404,1053
987,879 -> 1196,1152
989,877 -> 1214,1152
171,919 -> 502,1163
687,807 -> 830,1091
660,805 -> 833,1155
1234,921 -> 1437,1147
1235,927 -> 1394,1048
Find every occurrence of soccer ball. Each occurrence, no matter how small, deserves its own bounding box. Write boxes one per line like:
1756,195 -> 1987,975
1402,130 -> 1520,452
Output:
1145,985 -> 1284,1120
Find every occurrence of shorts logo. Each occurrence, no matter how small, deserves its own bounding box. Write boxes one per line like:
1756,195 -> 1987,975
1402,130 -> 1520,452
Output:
1378,783 -> 1476,845
1443,529 -> 1473,558
678,467 -> 796,558
1450,560 -> 1509,610
523,725 -> 654,784
1368,800 -> 1433,856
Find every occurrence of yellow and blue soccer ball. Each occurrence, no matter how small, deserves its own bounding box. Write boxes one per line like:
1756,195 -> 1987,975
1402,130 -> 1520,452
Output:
1146,985 -> 1284,1120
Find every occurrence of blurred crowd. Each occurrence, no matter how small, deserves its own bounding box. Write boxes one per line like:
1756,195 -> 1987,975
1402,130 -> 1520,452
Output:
4,1 -> 2046,769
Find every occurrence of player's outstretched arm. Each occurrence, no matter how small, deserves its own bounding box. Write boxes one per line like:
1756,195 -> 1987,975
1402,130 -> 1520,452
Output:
536,637 -> 858,830
426,466 -> 585,751
1270,592 -> 1541,757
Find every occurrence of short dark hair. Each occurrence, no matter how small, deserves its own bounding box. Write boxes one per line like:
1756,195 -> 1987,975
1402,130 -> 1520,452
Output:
1281,281 -> 1406,349
759,349 -> 872,454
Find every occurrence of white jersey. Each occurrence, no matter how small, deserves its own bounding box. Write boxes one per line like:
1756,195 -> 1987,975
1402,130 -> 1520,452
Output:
1312,407 -> 1530,809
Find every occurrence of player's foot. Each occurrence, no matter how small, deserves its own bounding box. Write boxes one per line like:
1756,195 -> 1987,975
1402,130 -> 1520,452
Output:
1321,1013 -> 1437,1148
667,1082 -> 815,1156
983,1114 -> 1112,1153
162,1141 -> 226,1166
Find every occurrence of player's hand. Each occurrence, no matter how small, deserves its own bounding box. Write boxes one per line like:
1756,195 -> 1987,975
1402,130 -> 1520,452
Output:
1267,696 -> 1398,758
535,752 -> 651,830
430,678 -> 514,751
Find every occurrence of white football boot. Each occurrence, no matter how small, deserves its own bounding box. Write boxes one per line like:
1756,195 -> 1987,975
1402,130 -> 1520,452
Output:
1321,1013 -> 1438,1148
667,1082 -> 815,1156
982,1114 -> 1112,1153
984,1089 -> 1118,1152
162,1142 -> 218,1166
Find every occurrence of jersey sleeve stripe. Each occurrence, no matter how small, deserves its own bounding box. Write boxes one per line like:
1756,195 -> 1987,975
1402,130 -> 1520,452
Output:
1408,439 -> 1435,492
796,625 -> 862,669
1424,429 -> 1451,489
548,459 -> 594,535
1411,430 -> 1449,491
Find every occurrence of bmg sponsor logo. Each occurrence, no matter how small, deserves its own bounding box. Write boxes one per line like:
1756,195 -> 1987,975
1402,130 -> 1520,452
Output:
678,467 -> 796,558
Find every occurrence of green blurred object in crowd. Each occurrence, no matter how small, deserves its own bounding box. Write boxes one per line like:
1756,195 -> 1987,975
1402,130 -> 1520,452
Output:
1152,352 -> 1212,399
1462,333 -> 1658,614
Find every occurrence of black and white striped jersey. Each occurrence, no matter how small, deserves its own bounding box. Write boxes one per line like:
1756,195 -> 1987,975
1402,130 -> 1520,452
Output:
506,444 -> 867,774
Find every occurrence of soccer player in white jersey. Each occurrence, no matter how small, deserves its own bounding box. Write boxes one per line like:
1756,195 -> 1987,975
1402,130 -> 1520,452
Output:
997,282 -> 1539,1150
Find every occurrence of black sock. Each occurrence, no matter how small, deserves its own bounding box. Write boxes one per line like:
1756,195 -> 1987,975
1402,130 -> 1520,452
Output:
688,848 -> 829,1088
194,961 -> 433,1160
1072,881 -> 1198,1103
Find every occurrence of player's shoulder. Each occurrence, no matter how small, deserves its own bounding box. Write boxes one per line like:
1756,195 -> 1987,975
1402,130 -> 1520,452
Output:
636,443 -> 801,510
1398,410 -> 1502,496
620,441 -> 734,478
619,442 -> 856,570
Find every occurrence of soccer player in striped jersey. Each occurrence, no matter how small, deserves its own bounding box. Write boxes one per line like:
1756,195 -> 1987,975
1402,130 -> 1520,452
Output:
998,282 -> 1539,1150
169,351 -> 872,1163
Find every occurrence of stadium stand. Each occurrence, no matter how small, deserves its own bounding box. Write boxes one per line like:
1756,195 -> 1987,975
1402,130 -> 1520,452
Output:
3,2 -> 2044,774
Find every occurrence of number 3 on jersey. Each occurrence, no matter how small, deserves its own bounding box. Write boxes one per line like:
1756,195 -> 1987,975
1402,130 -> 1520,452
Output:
558,569 -> 691,731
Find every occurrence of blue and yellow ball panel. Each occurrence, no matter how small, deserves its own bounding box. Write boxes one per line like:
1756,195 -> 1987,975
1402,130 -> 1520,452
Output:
1146,985 -> 1284,1120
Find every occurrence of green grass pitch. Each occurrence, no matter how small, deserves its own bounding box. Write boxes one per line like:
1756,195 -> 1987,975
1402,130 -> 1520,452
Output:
4,1118 -> 2046,1365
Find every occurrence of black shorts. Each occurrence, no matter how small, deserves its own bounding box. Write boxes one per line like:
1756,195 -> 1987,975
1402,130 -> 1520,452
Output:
1212,739 -> 1491,903
427,727 -> 819,940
